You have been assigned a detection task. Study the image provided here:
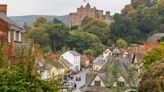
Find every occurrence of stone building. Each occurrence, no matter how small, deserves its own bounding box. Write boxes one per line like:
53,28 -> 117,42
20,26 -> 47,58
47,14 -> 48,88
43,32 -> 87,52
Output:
68,3 -> 113,27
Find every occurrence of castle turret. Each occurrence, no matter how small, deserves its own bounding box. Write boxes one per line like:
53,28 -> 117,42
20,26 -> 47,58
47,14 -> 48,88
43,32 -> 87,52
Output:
85,3 -> 91,8
106,11 -> 110,17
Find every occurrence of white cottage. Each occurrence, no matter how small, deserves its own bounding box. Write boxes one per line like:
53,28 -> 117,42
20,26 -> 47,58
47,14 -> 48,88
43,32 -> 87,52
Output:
61,50 -> 80,71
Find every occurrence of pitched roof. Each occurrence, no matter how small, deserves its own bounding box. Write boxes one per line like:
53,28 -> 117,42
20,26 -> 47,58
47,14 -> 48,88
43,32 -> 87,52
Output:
85,72 -> 97,86
60,58 -> 73,67
0,12 -> 24,32
68,50 -> 80,56
82,54 -> 137,92
98,57 -> 131,86
80,86 -> 109,92
93,55 -> 107,66
50,61 -> 64,69
147,33 -> 164,42
80,72 -> 110,92
112,48 -> 121,54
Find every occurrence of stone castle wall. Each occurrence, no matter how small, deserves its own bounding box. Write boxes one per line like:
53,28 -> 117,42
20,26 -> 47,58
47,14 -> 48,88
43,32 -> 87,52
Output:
69,3 -> 112,27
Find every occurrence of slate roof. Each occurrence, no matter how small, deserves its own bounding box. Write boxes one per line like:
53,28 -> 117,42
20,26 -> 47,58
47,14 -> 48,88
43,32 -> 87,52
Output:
50,61 -> 64,69
81,55 -> 137,91
93,55 -> 107,66
0,12 -> 24,32
68,50 -> 80,56
80,72 -> 110,92
147,33 -> 164,42
60,58 -> 73,67
112,48 -> 121,54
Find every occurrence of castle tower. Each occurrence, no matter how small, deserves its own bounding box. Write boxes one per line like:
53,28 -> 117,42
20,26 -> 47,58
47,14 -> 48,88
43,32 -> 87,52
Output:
85,3 -> 91,8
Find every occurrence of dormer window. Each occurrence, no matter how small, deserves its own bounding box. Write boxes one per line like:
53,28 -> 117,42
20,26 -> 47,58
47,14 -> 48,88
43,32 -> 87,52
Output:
94,81 -> 100,86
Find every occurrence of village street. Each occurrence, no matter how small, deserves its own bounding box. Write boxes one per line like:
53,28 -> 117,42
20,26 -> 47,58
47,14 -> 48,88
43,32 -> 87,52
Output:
72,69 -> 89,92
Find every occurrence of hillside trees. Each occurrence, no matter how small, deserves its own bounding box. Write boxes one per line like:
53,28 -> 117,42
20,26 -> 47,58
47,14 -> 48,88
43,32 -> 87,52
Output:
46,21 -> 69,52
81,17 -> 111,45
139,42 -> 164,92
27,17 -> 106,55
143,42 -> 164,69
66,31 -> 105,55
116,38 -> 128,48
27,17 -> 69,52
111,0 -> 163,44
139,59 -> 164,92
111,14 -> 141,43
27,27 -> 50,52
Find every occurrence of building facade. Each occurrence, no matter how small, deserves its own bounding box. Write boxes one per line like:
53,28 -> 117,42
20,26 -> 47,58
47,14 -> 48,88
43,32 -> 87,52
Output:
61,50 -> 81,71
68,3 -> 113,27
0,4 -> 25,62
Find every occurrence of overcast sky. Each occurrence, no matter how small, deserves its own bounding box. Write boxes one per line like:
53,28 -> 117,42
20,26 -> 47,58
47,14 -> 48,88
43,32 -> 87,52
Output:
1,0 -> 130,16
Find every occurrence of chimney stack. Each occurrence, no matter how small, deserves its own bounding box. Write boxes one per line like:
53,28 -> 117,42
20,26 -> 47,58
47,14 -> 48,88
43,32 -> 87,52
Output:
0,4 -> 7,15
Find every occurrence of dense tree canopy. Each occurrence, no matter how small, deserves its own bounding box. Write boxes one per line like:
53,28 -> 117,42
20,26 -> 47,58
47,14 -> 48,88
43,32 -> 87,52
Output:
81,17 -> 110,45
45,21 -> 69,52
143,42 -> 164,69
111,0 -> 164,44
139,59 -> 164,92
26,17 -> 69,52
0,42 -> 62,92
116,38 -> 128,48
66,31 -> 105,55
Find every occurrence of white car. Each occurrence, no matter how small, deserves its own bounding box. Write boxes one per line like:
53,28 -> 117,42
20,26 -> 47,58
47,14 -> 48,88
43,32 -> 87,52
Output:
63,80 -> 75,91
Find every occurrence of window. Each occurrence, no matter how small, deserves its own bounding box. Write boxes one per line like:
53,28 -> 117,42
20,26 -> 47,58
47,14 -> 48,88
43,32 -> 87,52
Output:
94,81 -> 100,86
117,82 -> 125,87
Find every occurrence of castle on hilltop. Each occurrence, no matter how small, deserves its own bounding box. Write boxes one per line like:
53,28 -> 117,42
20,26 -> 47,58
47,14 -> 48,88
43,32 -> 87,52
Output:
68,3 -> 113,27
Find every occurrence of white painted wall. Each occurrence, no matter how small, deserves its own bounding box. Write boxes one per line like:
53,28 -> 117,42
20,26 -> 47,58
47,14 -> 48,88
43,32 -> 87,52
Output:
8,31 -> 11,42
61,51 -> 74,64
18,32 -> 22,42
61,51 -> 80,71
13,31 -> 16,41
58,68 -> 64,75
41,70 -> 50,80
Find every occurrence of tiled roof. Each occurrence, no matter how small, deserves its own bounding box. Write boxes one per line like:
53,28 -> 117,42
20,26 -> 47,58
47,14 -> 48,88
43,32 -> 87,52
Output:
68,50 -> 80,56
50,61 -> 64,69
112,48 -> 121,54
0,12 -> 24,32
93,55 -> 107,65
60,58 -> 73,67
147,33 -> 164,42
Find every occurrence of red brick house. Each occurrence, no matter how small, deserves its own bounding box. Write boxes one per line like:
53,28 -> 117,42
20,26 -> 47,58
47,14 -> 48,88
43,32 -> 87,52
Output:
0,4 -> 25,61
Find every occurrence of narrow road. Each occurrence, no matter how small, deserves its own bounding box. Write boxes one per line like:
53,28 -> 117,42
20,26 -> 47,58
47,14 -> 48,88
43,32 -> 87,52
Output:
72,69 -> 89,92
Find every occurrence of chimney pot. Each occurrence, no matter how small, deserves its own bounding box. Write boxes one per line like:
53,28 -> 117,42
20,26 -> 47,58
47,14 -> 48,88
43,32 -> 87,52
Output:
0,4 -> 7,15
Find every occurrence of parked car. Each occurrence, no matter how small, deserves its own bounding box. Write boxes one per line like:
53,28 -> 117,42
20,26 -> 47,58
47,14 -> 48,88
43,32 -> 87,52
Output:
72,71 -> 79,75
75,74 -> 81,81
63,80 -> 76,90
